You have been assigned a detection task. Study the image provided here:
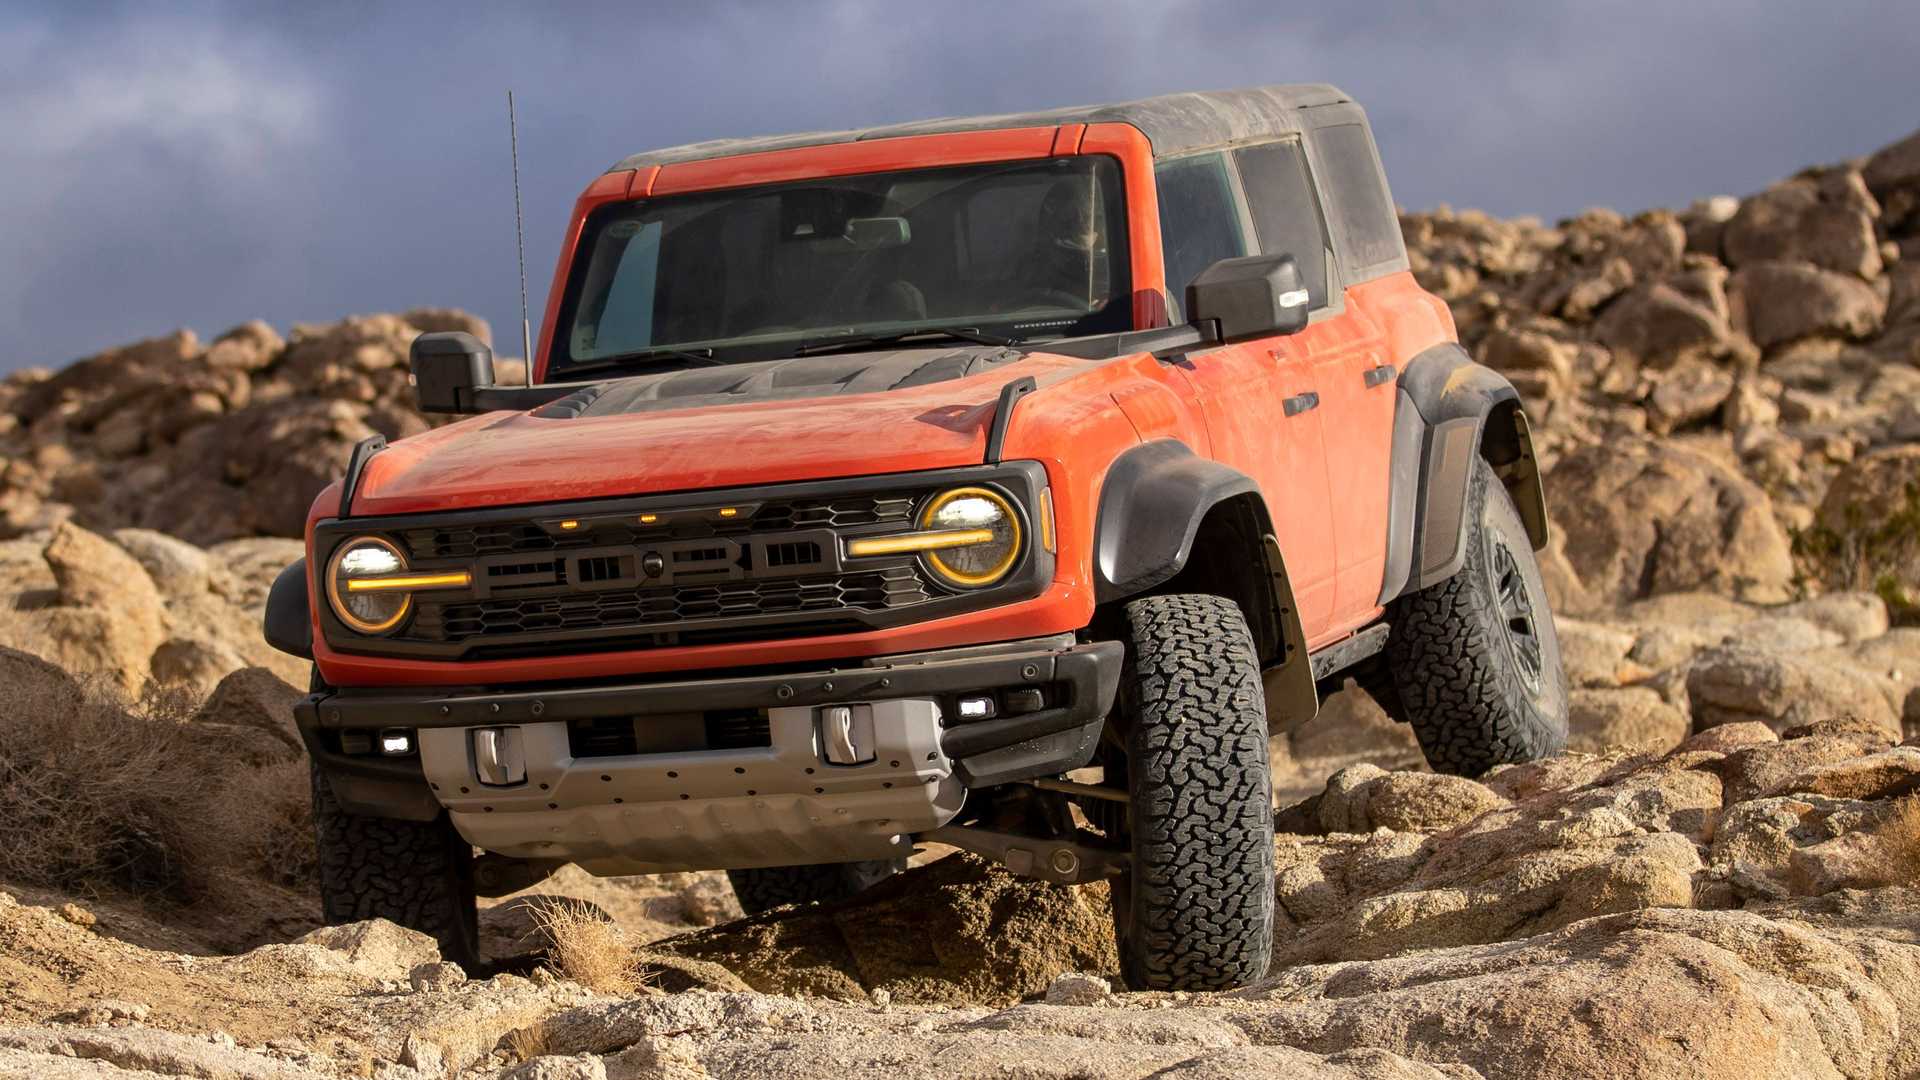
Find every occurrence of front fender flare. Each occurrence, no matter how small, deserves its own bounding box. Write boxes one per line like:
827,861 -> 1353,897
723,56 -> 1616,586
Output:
263,558 -> 313,659
1092,439 -> 1260,604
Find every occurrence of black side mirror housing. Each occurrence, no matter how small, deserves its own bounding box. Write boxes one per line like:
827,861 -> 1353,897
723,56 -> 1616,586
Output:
411,332 -> 494,414
1187,253 -> 1310,343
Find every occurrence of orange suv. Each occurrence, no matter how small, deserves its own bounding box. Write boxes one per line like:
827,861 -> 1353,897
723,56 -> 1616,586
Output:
266,84 -> 1567,991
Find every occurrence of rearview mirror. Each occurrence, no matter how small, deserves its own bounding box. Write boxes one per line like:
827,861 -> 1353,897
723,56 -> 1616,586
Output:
410,331 -> 494,414
1187,253 -> 1309,343
844,216 -> 911,249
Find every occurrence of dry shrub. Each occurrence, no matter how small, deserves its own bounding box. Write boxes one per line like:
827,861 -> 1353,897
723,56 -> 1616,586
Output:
531,899 -> 647,994
505,1022 -> 549,1063
1874,796 -> 1920,879
0,654 -> 316,899
0,674 -> 210,895
192,759 -> 316,888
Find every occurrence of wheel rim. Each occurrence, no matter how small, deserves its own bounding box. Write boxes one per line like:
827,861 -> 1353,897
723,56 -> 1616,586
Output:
1491,536 -> 1544,692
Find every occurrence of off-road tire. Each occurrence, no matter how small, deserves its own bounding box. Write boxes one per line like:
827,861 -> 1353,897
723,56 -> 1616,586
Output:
1386,457 -> 1568,776
1111,593 -> 1274,992
311,762 -> 480,968
727,859 -> 905,916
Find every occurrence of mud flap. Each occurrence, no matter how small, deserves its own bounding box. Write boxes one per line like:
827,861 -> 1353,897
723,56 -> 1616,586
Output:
1260,534 -> 1318,733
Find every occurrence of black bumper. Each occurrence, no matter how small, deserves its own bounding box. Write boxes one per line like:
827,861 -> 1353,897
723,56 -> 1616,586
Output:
299,638 -> 1122,820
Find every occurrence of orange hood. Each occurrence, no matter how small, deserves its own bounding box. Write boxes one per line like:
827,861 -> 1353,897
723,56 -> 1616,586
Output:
347,347 -> 1084,517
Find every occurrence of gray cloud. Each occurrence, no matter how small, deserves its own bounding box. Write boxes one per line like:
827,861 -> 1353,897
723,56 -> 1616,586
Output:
1,0 -> 1914,373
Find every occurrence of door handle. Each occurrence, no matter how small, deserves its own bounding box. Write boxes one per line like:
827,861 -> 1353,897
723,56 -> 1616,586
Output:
1363,364 -> 1397,388
1283,392 -> 1320,417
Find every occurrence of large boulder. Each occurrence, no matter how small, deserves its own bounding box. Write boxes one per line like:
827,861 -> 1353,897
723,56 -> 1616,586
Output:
1545,439 -> 1794,606
15,523 -> 167,692
1722,173 -> 1884,279
1687,647 -> 1901,736
1731,260 -> 1885,347
1591,280 -> 1731,369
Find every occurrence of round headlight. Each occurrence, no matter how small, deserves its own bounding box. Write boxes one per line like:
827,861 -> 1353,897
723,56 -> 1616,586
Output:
326,536 -> 413,634
920,487 -> 1021,588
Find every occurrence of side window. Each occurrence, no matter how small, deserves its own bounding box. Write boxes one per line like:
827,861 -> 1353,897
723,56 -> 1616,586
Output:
1153,153 -> 1247,321
1311,123 -> 1405,279
1233,140 -> 1333,309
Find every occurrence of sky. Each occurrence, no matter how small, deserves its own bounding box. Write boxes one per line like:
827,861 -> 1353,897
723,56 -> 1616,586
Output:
2,1 -> 1916,374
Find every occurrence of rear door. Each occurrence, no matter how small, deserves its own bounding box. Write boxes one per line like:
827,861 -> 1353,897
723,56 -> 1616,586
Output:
1153,150 -> 1338,638
1236,135 -> 1397,628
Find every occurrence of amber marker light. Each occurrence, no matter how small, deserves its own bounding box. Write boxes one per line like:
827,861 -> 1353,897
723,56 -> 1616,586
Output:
846,528 -> 996,557
717,507 -> 740,518
638,513 -> 659,524
559,519 -> 580,530
345,571 -> 473,593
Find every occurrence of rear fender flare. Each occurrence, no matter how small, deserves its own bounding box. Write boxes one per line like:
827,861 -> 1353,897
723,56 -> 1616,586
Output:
1380,343 -> 1549,602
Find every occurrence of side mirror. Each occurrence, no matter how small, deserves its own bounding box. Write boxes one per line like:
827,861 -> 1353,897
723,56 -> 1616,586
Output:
410,331 -> 494,414
1186,253 -> 1310,343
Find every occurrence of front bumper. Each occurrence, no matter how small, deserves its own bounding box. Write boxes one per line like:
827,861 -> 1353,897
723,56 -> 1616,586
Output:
297,636 -> 1121,869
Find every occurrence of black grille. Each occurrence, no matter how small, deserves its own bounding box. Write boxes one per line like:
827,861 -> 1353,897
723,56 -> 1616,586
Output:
400,493 -> 917,561
415,566 -> 928,644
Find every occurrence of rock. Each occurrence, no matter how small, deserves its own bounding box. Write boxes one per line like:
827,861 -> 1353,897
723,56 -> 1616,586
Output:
408,960 -> 467,992
402,307 -> 492,344
1592,280 -> 1729,368
108,527 -> 224,599
1644,360 -> 1734,434
503,1055 -> 609,1080
1719,728 -> 1897,804
1775,592 -> 1891,643
190,667 -> 305,758
295,919 -> 441,981
1810,446 -> 1920,623
1317,768 -> 1509,835
1864,126 -> 1920,200
1680,721 -> 1778,754
648,854 -> 1116,1005
202,320 -> 285,373
1547,440 -> 1794,606
1478,328 -> 1574,385
1568,687 -> 1690,753
148,637 -> 250,696
1723,176 -> 1884,279
41,523 -> 166,690
1043,972 -> 1114,1005
1731,260 -> 1885,347
1686,645 -> 1900,735
1765,746 -> 1920,801
1553,618 -> 1638,688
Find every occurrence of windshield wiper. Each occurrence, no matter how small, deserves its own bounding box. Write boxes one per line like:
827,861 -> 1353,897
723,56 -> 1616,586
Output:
566,346 -> 727,375
794,326 -> 1019,357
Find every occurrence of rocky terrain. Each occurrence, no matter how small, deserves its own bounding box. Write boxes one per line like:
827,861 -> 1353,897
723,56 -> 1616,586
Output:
1,125 -> 1918,1078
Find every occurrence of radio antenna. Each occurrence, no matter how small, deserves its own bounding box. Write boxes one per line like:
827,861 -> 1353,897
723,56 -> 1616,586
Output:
508,89 -> 532,386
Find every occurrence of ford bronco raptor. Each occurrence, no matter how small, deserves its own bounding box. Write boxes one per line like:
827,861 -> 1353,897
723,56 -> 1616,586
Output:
265,84 -> 1568,992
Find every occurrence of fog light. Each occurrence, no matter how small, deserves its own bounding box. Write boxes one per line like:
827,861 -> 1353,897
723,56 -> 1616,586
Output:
956,695 -> 996,720
378,729 -> 413,756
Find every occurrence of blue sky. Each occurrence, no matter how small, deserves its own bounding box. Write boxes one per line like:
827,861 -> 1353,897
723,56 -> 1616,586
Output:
2,1 -> 1915,373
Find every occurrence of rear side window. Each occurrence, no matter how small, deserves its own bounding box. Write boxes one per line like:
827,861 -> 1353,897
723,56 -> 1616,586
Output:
1154,153 -> 1247,320
1233,140 -> 1332,309
1311,123 -> 1404,279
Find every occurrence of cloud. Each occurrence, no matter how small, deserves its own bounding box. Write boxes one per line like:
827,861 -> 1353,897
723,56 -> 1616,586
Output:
1,1 -> 1915,374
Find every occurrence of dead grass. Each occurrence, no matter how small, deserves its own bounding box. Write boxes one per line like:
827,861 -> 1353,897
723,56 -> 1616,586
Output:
0,670 -> 210,895
0,651 -> 315,901
505,1021 -> 549,1063
530,898 -> 648,995
1874,796 -> 1920,879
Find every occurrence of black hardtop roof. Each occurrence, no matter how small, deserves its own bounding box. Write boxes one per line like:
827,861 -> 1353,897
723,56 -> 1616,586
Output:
609,83 -> 1351,172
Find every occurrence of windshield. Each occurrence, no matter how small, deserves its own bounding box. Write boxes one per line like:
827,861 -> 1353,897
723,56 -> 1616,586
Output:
550,156 -> 1131,375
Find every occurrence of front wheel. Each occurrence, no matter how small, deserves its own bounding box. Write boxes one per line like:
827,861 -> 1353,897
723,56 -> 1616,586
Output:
1110,593 -> 1274,992
1386,457 -> 1568,776
311,762 -> 480,967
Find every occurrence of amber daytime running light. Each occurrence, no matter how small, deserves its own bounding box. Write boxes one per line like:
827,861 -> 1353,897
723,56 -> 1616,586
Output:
846,486 -> 1022,588
325,536 -> 469,635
